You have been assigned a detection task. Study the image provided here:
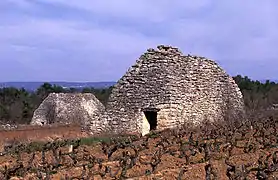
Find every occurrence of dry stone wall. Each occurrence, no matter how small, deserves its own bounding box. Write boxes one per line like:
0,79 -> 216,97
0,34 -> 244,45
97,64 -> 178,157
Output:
105,45 -> 245,135
30,93 -> 106,134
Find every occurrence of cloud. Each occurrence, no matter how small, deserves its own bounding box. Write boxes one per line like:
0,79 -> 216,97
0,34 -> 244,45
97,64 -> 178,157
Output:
0,0 -> 278,81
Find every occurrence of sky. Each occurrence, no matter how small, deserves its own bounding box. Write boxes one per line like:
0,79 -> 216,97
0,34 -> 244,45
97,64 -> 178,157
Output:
0,0 -> 278,82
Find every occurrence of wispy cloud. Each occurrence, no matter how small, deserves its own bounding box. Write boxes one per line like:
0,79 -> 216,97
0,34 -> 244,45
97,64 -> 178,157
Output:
0,0 -> 278,81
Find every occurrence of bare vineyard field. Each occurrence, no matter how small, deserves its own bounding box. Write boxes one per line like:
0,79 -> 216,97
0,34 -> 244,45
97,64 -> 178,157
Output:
1,115 -> 278,179
0,124 -> 89,151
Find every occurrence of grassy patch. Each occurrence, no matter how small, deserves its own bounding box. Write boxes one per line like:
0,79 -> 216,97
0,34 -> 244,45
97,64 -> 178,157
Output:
79,136 -> 112,146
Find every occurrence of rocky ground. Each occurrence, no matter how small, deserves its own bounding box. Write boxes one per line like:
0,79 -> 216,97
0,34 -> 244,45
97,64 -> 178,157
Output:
0,117 -> 278,179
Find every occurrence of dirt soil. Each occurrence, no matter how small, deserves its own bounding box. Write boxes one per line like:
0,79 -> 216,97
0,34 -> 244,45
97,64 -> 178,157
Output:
0,124 -> 88,150
0,121 -> 278,179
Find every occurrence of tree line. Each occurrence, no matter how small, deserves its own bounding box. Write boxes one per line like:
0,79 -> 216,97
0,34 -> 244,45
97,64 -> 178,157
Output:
0,83 -> 112,124
233,75 -> 278,110
0,75 -> 278,125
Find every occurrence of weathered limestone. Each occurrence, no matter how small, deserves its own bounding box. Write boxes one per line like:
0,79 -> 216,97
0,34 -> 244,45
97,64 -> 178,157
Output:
30,45 -> 245,136
30,93 -> 106,133
105,45 -> 245,135
142,114 -> 150,136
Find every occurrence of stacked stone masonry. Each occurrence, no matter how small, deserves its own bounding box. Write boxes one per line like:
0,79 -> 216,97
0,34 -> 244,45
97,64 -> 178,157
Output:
30,45 -> 245,136
30,93 -> 106,133
105,45 -> 245,135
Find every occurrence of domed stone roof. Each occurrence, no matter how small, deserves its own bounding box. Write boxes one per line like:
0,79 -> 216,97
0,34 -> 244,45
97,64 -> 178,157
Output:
105,45 -> 245,135
31,93 -> 106,133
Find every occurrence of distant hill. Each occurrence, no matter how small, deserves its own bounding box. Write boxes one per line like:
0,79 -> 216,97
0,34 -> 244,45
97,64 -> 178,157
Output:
0,82 -> 116,91
1,79 -> 277,91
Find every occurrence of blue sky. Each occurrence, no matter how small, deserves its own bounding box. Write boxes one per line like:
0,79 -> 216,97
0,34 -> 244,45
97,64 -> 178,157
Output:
0,0 -> 277,82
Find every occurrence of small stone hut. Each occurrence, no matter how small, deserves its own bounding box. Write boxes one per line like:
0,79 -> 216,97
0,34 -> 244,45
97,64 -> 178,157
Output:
105,45 -> 245,135
31,93 -> 105,133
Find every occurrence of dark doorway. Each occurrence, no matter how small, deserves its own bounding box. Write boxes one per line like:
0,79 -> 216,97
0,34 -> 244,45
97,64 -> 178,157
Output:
143,111 -> 158,130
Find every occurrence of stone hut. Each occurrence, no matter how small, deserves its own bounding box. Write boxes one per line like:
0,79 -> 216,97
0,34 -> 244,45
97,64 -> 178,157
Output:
105,45 -> 245,135
30,93 -> 106,133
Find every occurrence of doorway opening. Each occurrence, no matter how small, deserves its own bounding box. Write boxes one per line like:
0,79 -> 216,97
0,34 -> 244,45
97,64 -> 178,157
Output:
143,110 -> 158,130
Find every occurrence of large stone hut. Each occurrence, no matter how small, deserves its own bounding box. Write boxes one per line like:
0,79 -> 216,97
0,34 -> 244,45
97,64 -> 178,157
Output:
31,93 -> 106,133
105,45 -> 245,135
